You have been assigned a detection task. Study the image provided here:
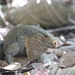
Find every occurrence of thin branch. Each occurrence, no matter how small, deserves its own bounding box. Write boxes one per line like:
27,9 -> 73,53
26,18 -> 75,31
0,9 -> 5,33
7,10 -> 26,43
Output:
48,25 -> 75,33
0,5 -> 14,28
6,0 -> 12,20
68,14 -> 75,24
0,6 -> 9,26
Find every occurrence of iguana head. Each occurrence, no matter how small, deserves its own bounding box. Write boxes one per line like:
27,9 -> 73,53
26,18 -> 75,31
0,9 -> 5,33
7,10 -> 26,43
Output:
24,25 -> 58,61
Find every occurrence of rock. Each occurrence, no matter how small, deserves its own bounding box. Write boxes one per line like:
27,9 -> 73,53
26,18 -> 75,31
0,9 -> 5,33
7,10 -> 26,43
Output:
59,45 -> 75,52
58,52 -> 75,67
37,53 -> 58,64
14,57 -> 30,65
31,65 -> 48,75
48,64 -> 75,75
0,60 -> 8,67
54,49 -> 66,57
46,48 -> 55,53
23,72 -> 30,75
3,62 -> 21,70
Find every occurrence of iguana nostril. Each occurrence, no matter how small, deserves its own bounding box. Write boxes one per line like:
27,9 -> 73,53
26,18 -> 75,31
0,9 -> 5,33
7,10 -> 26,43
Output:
53,41 -> 58,47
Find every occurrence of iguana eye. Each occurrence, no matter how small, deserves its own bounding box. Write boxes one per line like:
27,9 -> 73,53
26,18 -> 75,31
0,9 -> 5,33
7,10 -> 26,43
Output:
44,35 -> 48,38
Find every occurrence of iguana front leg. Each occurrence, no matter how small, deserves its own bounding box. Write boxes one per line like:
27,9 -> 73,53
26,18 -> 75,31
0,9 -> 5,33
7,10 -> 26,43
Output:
5,42 -> 20,64
5,36 -> 26,64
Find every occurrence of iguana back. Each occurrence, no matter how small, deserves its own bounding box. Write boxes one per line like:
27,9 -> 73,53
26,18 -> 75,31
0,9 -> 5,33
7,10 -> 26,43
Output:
3,25 -> 42,52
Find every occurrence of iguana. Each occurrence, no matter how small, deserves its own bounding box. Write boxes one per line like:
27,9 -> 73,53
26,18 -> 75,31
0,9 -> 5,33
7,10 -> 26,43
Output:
1,24 -> 57,64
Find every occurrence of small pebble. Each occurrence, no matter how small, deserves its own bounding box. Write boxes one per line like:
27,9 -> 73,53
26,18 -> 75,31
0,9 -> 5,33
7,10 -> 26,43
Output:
23,72 -> 30,75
